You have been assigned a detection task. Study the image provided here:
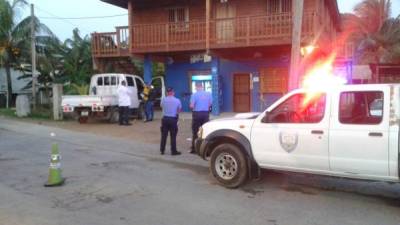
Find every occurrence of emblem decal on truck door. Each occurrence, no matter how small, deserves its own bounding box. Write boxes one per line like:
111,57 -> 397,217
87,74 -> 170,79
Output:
279,132 -> 298,153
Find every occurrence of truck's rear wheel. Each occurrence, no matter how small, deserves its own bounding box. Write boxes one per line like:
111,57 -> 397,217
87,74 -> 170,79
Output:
137,104 -> 145,120
78,116 -> 88,124
210,143 -> 248,188
109,108 -> 119,123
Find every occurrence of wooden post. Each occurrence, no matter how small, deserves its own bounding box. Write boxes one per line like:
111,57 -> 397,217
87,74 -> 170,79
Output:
206,0 -> 211,52
128,0 -> 133,52
288,0 -> 304,90
116,28 -> 121,55
246,17 -> 250,46
52,84 -> 63,121
165,24 -> 170,51
31,4 -> 37,110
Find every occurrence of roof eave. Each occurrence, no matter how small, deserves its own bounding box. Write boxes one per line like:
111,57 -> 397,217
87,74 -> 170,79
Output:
100,0 -> 128,9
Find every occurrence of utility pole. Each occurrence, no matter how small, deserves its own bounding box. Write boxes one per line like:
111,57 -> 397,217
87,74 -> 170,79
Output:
205,0 -> 210,53
379,0 -> 386,28
31,4 -> 37,110
288,0 -> 304,90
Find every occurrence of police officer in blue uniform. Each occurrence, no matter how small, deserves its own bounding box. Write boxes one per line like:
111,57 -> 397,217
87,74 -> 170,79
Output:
189,82 -> 212,153
160,87 -> 182,155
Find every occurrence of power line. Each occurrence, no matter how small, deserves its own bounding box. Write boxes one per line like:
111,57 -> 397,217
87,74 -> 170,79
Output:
38,13 -> 128,20
34,5 -> 90,34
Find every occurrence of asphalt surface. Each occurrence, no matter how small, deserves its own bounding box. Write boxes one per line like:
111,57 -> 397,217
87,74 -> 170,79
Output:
1,118 -> 400,225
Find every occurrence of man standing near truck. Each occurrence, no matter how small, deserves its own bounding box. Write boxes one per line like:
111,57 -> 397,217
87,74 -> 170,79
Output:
189,82 -> 212,153
117,80 -> 132,126
142,83 -> 156,122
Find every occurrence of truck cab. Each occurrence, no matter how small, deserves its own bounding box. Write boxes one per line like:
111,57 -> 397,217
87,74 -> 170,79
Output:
195,84 -> 400,188
90,73 -> 144,109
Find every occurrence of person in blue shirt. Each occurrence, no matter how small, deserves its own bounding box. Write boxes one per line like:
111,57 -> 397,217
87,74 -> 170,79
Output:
160,87 -> 182,156
189,82 -> 212,153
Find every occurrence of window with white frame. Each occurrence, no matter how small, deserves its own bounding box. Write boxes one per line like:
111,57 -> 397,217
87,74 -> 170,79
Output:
267,0 -> 291,14
168,7 -> 189,31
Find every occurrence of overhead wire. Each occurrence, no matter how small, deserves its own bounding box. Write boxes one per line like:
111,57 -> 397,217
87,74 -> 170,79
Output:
38,14 -> 128,20
34,5 -> 101,35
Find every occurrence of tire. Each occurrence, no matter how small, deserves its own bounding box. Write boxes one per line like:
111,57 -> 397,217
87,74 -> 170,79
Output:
78,116 -> 88,124
109,108 -> 119,123
210,143 -> 248,188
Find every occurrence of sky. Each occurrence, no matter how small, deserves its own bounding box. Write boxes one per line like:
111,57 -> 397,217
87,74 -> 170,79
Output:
17,0 -> 400,42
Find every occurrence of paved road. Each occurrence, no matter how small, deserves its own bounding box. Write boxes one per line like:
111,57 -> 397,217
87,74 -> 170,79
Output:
1,118 -> 400,225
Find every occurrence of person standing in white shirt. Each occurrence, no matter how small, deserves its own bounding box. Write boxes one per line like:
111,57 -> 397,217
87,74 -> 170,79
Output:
117,80 -> 132,126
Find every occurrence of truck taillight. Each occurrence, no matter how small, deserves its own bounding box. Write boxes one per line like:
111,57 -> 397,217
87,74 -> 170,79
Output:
63,106 -> 73,112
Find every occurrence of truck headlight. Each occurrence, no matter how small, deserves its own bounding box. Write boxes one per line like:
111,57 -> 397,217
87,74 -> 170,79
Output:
197,126 -> 203,139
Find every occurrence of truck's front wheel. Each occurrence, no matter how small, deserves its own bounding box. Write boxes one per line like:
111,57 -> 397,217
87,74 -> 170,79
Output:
210,143 -> 248,188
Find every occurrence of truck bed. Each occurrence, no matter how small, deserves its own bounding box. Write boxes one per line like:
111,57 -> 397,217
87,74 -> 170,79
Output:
61,95 -> 118,108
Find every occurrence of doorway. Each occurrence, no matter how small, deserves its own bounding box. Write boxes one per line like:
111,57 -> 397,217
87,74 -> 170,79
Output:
233,73 -> 251,112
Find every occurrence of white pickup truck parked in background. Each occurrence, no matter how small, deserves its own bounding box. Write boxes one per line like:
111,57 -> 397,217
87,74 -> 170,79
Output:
62,73 -> 164,123
195,84 -> 400,188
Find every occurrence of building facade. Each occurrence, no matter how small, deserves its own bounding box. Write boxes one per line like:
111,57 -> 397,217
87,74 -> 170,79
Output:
92,0 -> 341,114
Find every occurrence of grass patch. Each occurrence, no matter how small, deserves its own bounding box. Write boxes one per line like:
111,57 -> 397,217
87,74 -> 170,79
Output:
30,106 -> 52,120
0,106 -> 51,120
0,108 -> 17,117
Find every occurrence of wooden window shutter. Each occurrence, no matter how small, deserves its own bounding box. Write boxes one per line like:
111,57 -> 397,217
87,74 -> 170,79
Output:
259,68 -> 288,94
267,0 -> 292,13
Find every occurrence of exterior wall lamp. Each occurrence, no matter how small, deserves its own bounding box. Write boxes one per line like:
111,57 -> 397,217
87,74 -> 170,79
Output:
301,45 -> 317,56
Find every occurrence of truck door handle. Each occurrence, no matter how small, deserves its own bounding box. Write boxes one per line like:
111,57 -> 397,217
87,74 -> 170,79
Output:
369,132 -> 383,137
311,130 -> 324,135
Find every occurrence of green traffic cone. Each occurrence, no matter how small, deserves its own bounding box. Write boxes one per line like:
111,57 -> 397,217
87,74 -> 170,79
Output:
44,143 -> 65,187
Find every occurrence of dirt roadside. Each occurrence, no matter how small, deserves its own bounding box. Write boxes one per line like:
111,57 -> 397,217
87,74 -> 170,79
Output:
3,114 -> 195,152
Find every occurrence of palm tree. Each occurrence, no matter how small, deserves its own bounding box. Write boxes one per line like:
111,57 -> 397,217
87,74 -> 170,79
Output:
0,0 -> 54,108
354,0 -> 391,35
349,0 -> 400,63
63,28 -> 93,86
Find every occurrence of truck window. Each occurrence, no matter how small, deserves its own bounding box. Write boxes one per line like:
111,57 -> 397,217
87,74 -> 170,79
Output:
264,93 -> 326,123
126,77 -> 134,87
339,91 -> 383,124
104,76 -> 110,86
111,76 -> 117,86
152,78 -> 163,99
97,77 -> 103,86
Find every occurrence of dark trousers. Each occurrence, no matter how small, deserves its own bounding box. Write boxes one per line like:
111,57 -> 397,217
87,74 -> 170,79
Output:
191,111 -> 209,149
160,117 -> 178,153
119,106 -> 129,125
145,101 -> 154,121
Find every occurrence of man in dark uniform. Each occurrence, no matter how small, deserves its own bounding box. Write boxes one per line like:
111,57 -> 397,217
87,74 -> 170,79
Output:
189,82 -> 212,153
160,87 -> 182,155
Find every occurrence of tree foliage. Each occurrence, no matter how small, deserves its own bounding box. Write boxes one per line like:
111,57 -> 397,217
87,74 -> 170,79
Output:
0,0 -> 56,107
347,0 -> 400,63
62,28 -> 93,86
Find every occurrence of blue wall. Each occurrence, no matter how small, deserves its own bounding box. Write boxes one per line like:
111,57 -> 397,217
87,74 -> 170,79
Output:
165,57 -> 288,112
165,61 -> 211,112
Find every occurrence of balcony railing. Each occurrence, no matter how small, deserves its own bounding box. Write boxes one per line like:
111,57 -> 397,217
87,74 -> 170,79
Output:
92,12 -> 316,56
92,26 -> 129,57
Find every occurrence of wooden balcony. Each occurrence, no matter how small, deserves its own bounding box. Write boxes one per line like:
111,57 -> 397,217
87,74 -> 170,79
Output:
92,12 -> 317,57
92,26 -> 130,58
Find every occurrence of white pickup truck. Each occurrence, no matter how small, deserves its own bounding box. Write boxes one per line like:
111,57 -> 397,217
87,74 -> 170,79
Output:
62,73 -> 164,123
195,84 -> 399,188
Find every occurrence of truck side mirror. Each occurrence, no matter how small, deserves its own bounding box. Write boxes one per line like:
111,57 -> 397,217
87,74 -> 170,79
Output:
91,86 -> 97,95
